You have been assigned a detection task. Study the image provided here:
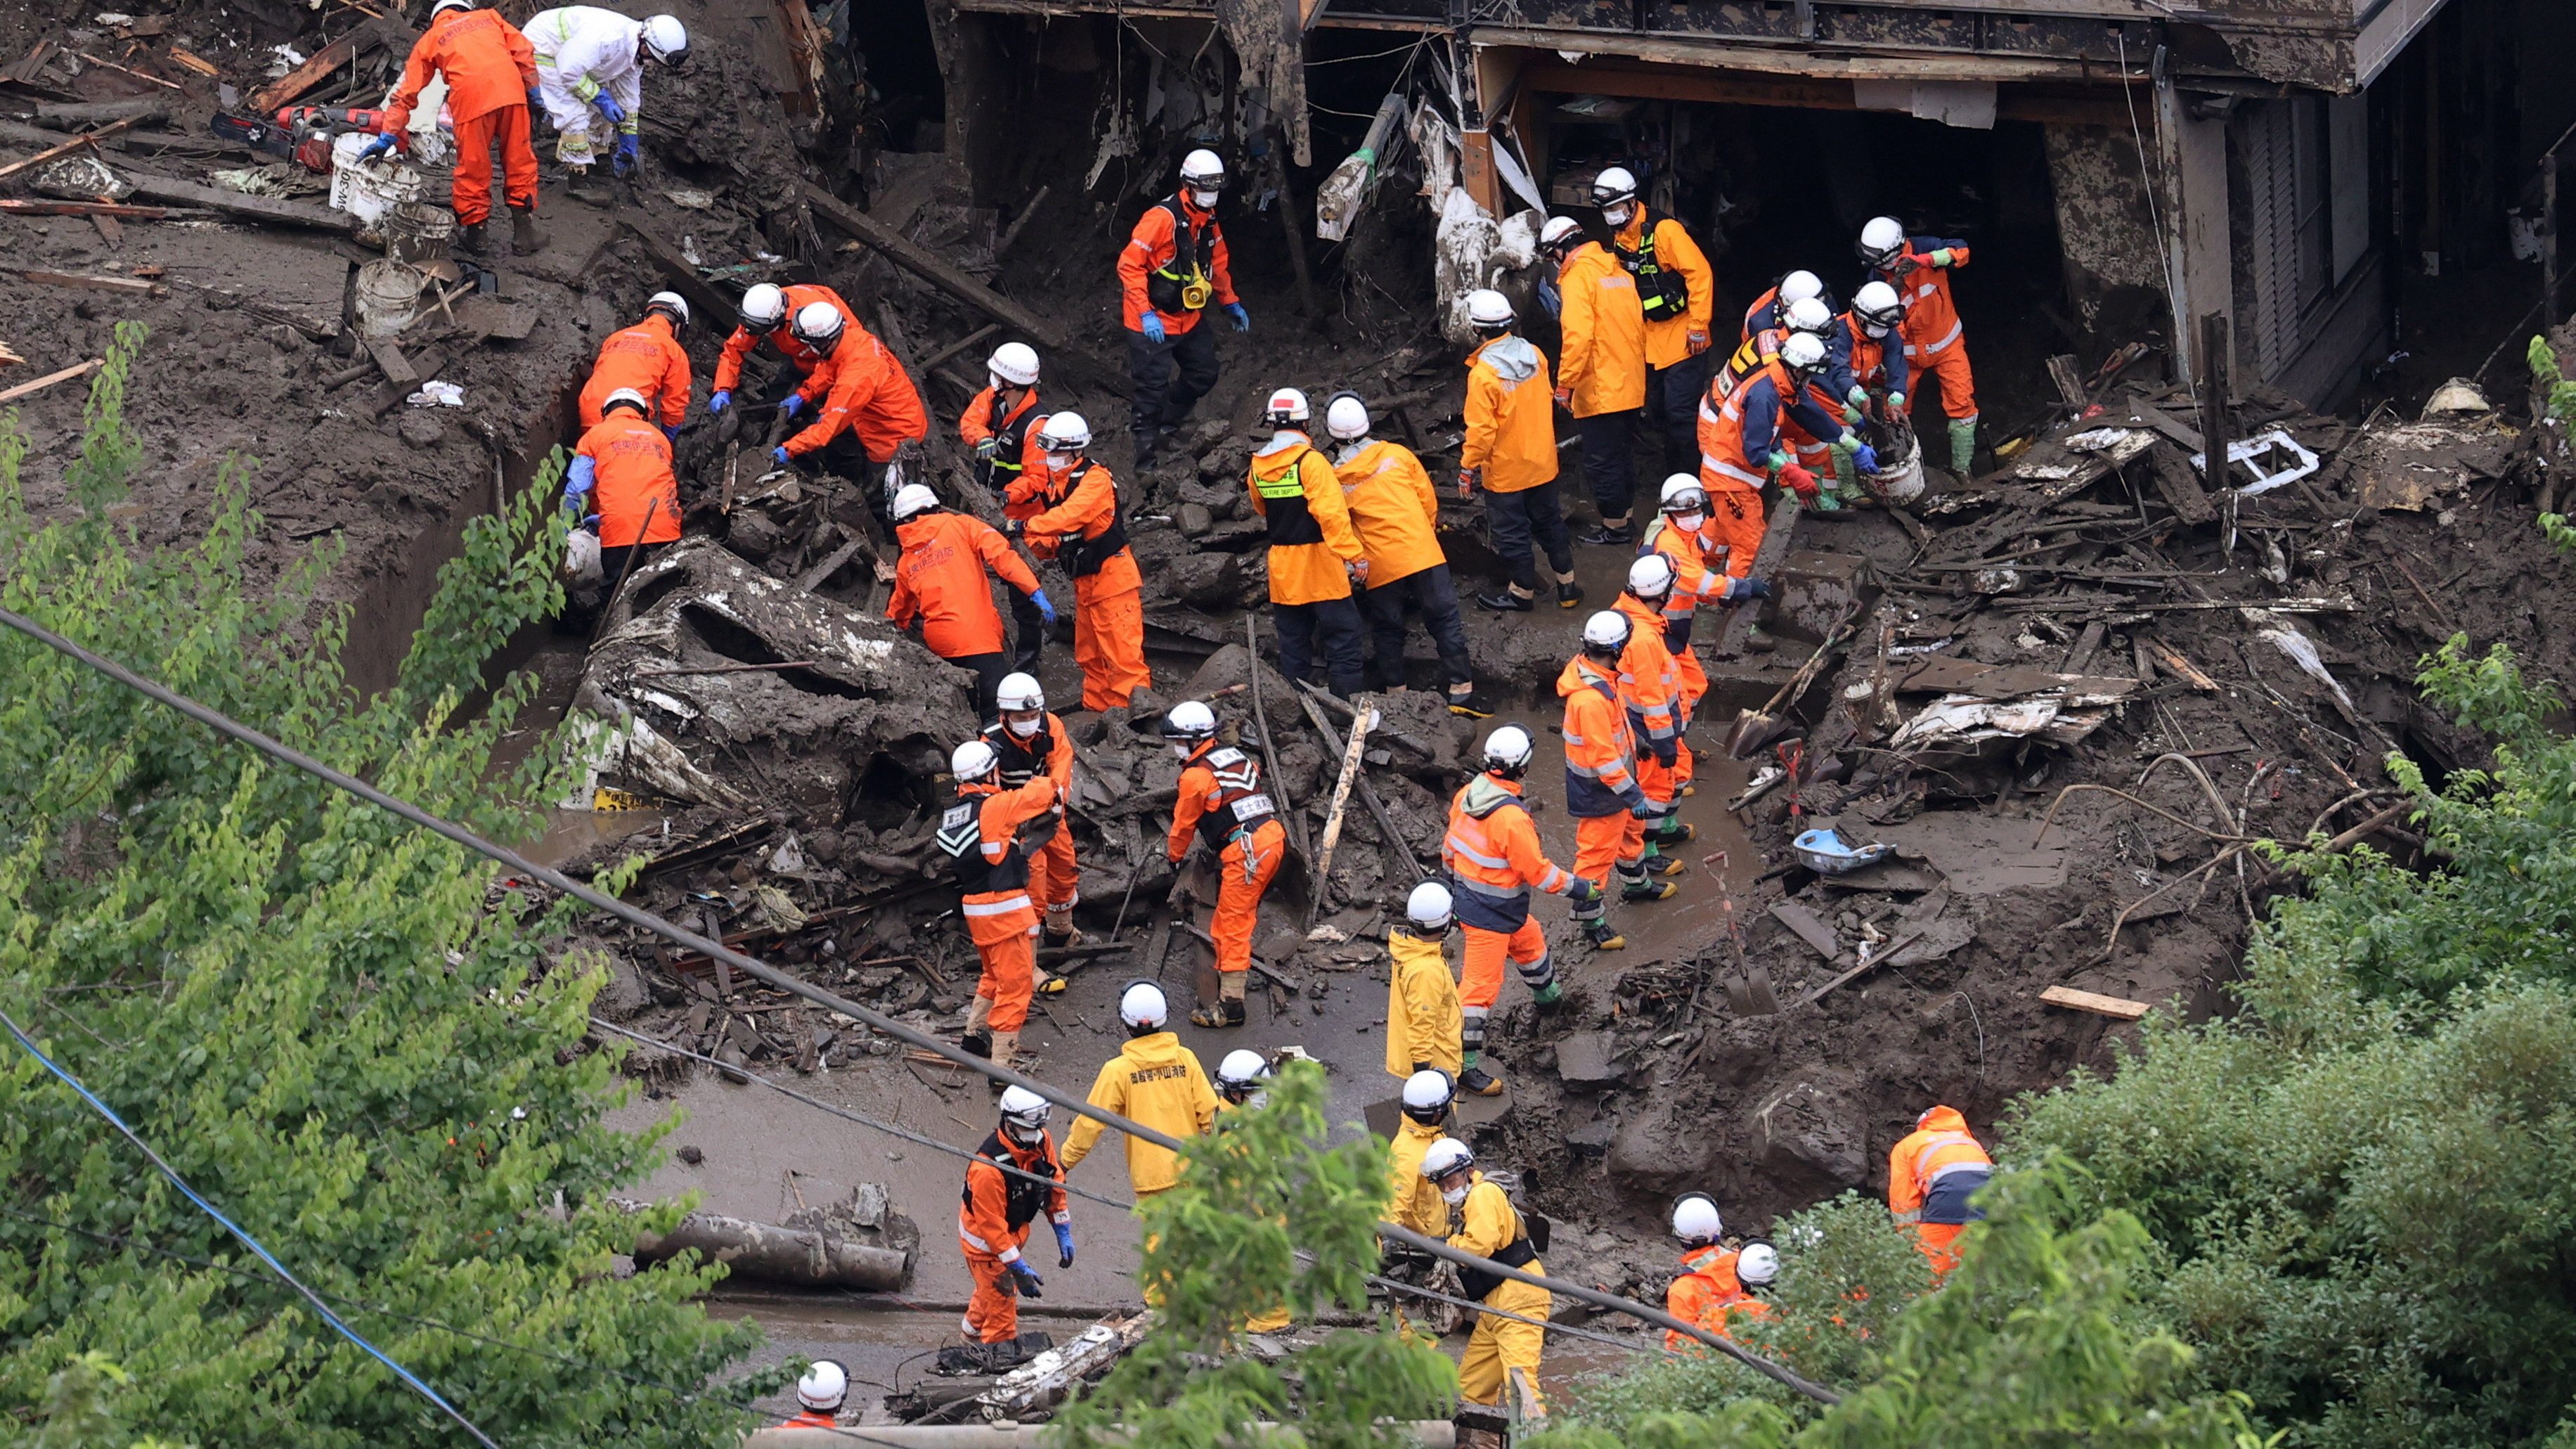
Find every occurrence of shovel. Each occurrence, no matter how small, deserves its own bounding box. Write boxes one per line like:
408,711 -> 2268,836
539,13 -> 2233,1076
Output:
1723,611 -> 1860,759
1698,849 -> 1778,1015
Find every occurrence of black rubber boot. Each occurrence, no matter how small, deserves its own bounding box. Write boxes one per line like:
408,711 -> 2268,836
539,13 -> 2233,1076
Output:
1474,588 -> 1534,613
1556,581 -> 1586,608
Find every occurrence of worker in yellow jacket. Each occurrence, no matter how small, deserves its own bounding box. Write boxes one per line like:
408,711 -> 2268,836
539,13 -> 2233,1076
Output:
1326,392 -> 1479,714
1060,981 -> 1220,1200
1541,214 -> 1647,547
1247,387 -> 1368,699
1385,1069 -> 1456,1236
1385,882 -> 1465,1081
1425,1138 -> 1551,1419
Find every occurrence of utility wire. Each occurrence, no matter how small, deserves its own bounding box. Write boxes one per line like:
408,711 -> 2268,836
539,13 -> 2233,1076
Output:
0,1008 -> 503,1448
0,605 -> 1837,1405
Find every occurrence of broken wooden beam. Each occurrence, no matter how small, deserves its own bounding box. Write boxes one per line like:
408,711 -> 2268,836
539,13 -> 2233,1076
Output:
248,31 -> 365,115
2039,985 -> 2150,1021
13,96 -> 171,129
794,179 -> 1067,349
0,200 -> 176,218
5,268 -> 162,296
918,321 -> 1001,376
2144,637 -> 2218,692
0,115 -> 148,182
0,359 -> 102,404
363,337 -> 418,388
1768,902 -> 1841,961
122,174 -> 356,231
628,1206 -> 910,1289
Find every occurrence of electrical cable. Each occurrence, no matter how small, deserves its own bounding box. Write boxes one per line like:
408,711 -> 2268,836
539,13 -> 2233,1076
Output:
2117,30 -> 2194,407
0,1007 -> 503,1449
0,605 -> 1838,1405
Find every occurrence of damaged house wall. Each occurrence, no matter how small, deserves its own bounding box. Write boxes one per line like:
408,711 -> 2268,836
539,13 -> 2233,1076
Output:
2043,123 -> 2171,344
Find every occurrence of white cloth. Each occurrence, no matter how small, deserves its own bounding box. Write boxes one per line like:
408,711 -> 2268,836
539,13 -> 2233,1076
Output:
524,6 -> 643,162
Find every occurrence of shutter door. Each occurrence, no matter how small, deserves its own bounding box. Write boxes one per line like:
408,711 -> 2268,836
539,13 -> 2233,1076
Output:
2238,99 -> 2301,380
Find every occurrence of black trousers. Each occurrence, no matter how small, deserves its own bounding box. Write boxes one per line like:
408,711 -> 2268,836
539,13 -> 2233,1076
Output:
1361,563 -> 1474,689
1005,587 -> 1046,676
1274,595 -> 1367,699
1577,409 -> 1640,524
1127,323 -> 1221,439
1645,355 -> 1707,479
950,650 -> 1010,722
1482,481 -> 1574,592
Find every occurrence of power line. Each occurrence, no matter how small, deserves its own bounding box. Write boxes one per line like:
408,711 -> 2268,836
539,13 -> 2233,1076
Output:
0,605 -> 1838,1405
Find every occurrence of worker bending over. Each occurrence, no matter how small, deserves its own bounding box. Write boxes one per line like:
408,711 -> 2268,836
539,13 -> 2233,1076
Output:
1663,1194 -> 1773,1348
708,283 -> 856,413
1697,333 -> 1865,648
523,6 -> 687,201
962,343 -> 1049,676
1889,1105 -> 1991,1277
370,0 -> 543,255
886,484 -> 1053,719
1741,269 -> 1832,346
983,674 -> 1082,953
773,301 -> 929,493
578,292 -> 690,432
1385,882 -> 1466,1085
1858,217 -> 1976,475
1061,983 -> 1220,1205
563,387 -> 681,583
775,1361 -> 848,1429
1837,282 -> 1913,493
1560,612 -> 1666,946
1540,216 -> 1647,546
1324,393 -> 1477,714
1596,168 -> 1714,477
1640,476 -> 1764,756
1247,389 -> 1368,700
1011,413 -> 1152,709
1459,289 -> 1578,612
1442,728 -> 1596,1083
940,738 -> 1059,1071
957,1086 -> 1073,1358
1425,1138 -> 1551,1429
1122,150 -> 1246,465
1161,700 -> 1285,1029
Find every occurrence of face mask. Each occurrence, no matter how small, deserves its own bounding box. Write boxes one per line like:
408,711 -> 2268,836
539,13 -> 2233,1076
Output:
1008,715 -> 1041,738
1603,205 -> 1632,226
1191,188 -> 1220,209
1441,1183 -> 1470,1206
1863,322 -> 1891,339
1172,742 -> 1193,761
1005,1121 -> 1043,1145
1674,512 -> 1704,531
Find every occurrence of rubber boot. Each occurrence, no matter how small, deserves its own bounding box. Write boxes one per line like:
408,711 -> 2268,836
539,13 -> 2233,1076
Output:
1191,998 -> 1246,1029
456,219 -> 490,255
1639,844 -> 1687,877
1831,439 -> 1860,495
1581,917 -> 1627,951
1043,907 -> 1087,950
960,1030 -> 992,1059
510,205 -> 548,254
1622,869 -> 1678,902
1555,581 -> 1586,609
988,1030 -> 1020,1084
1948,418 -> 1977,475
1458,1057 -> 1505,1096
1532,981 -> 1565,1013
1446,683 -> 1492,719
1648,816 -> 1696,847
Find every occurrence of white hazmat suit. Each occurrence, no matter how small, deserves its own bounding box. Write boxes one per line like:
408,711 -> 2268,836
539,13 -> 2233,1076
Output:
524,6 -> 645,168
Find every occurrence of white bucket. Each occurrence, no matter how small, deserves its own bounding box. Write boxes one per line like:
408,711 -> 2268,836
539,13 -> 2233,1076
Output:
353,258 -> 425,338
1865,451 -> 1927,505
330,131 -> 423,227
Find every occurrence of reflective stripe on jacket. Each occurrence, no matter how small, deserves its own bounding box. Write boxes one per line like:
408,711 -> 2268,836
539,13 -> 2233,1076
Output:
1557,655 -> 1646,818
1442,774 -> 1574,932
1248,433 -> 1363,604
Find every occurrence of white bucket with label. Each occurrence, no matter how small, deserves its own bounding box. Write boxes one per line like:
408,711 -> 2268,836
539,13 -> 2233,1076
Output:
329,131 -> 423,227
354,258 -> 425,338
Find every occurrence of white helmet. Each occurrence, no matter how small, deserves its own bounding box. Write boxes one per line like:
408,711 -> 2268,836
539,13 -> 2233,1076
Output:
1406,880 -> 1454,931
1582,610 -> 1631,651
1483,724 -> 1534,771
1325,393 -> 1371,442
645,291 -> 689,328
1263,387 -> 1310,427
1672,1193 -> 1723,1242
1659,474 -> 1708,513
791,300 -> 846,344
1737,1242 -> 1780,1287
1539,216 -> 1584,251
891,483 -> 940,521
1467,288 -> 1515,329
988,342 -> 1040,387
1778,270 -> 1824,307
997,673 -> 1044,714
429,0 -> 470,15
1781,330 -> 1828,373
1160,700 -> 1217,742
739,283 -> 788,330
1785,297 -> 1833,336
796,1360 -> 848,1411
1120,980 -> 1170,1029
951,739 -> 998,781
999,1084 -> 1050,1138
1853,280 -> 1903,333
1420,1137 -> 1475,1181
1628,553 -> 1676,598
1858,216 -> 1907,268
1179,148 -> 1226,190
1215,1049 -> 1270,1097
1590,166 -> 1638,207
1401,1068 -> 1455,1117
601,387 -> 650,418
1037,411 -> 1091,451
641,14 -> 688,65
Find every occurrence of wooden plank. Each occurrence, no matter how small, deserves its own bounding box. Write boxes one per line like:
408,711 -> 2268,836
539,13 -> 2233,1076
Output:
6,268 -> 161,295
22,96 -> 170,127
2123,401 -> 2202,451
0,200 -> 172,217
0,358 -> 101,403
2045,354 -> 2085,406
363,337 -> 418,387
2039,985 -> 2149,1021
1767,901 -> 1840,960
0,115 -> 146,181
248,32 -> 361,115
794,179 -> 1067,349
121,174 -> 356,231
2147,444 -> 2217,524
2144,637 -> 2218,692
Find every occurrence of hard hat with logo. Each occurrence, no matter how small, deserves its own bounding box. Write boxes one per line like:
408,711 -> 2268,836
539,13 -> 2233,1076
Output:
741,283 -> 789,330
791,300 -> 846,344
997,673 -> 1044,714
951,739 -> 998,781
988,342 -> 1040,387
1858,216 -> 1908,268
1785,296 -> 1833,336
1590,166 -> 1638,208
999,1085 -> 1049,1138
1781,330 -> 1828,374
1120,980 -> 1170,1029
1483,724 -> 1534,771
1582,609 -> 1631,652
1037,411 -> 1091,451
1262,387 -> 1311,427
1627,553 -> 1676,598
1420,1137 -> 1476,1180
891,483 -> 940,521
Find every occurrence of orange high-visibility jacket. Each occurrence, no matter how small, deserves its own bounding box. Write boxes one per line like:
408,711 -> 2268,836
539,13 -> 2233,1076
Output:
1841,310 -> 1910,397
1555,240 -> 1646,418
962,387 -> 1047,517
888,512 -> 1040,659
1333,439 -> 1445,586
1868,237 -> 1972,361
957,1127 -> 1069,1264
981,709 -> 1073,794
1557,655 -> 1648,818
788,331 -> 928,463
1665,1244 -> 1742,1350
1641,515 -> 1722,624
1118,193 -> 1238,335
1167,744 -> 1277,862
579,313 -> 690,430
952,773 -> 1057,944
1889,1105 -> 1993,1224
711,283 -> 860,393
1442,773 -> 1576,932
574,411 -> 680,548
1614,592 -> 1683,747
1612,208 -> 1715,370
1697,356 -> 1801,494
1461,335 -> 1558,494
1021,457 -> 1141,597
1247,432 -> 1364,605
384,7 -> 535,131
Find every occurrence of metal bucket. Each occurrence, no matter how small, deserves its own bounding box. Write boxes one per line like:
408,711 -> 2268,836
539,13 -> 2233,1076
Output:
353,258 -> 425,338
382,200 -> 455,264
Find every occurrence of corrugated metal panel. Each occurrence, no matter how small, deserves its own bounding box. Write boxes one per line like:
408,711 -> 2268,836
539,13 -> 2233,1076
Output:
2240,98 -> 2303,380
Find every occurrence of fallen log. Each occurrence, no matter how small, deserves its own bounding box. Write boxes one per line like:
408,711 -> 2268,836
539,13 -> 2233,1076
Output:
629,1206 -> 911,1289
11,96 -> 170,128
794,178 -> 1066,349
122,174 -> 356,232
0,115 -> 148,183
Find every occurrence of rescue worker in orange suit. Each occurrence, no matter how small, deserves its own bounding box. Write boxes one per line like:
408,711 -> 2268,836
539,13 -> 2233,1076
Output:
1695,331 -> 1838,650
1442,727 -> 1600,1087
1640,476 -> 1766,787
1008,412 -> 1153,710
1246,388 -> 1368,700
1764,296 -> 1878,505
1061,981 -> 1220,1202
1594,169 -> 1715,477
985,673 -> 1084,955
1122,149 -> 1247,466
1425,1138 -> 1551,1421
578,292 -> 691,432
562,387 -> 682,584
1837,281 -> 1914,494
886,484 -> 1054,720
1740,269 -> 1833,350
1323,392 -> 1479,714
706,282 -> 858,414
772,300 -> 930,498
1386,882 -> 1465,1085
1540,215 -> 1648,546
1615,554 -> 1696,867
940,737 -> 1060,1070
964,342 -> 1049,675
1560,611 -> 1671,948
1889,1104 -> 1992,1277
775,1361 -> 848,1429
957,1086 -> 1073,1358
1161,700 -> 1285,1028
368,0 -> 543,256
1858,216 -> 1976,475
1664,1196 -> 1773,1348
1459,289 -> 1580,613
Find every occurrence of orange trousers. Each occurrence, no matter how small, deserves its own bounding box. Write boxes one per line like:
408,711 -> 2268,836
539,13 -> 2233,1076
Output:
1638,747 -> 1684,809
449,103 -> 538,227
963,1251 -> 1022,1343
1208,820 -> 1285,979
1030,825 -> 1077,915
1574,812 -> 1645,886
973,927 -> 1037,1033
1705,483 -> 1765,579
1671,650 -> 1704,793
1461,916 -> 1548,1012
1074,579 -> 1153,710
1906,340 -> 1977,421
1913,1221 -> 1966,1279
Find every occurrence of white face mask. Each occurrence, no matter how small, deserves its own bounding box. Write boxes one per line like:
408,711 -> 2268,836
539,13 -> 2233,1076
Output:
1674,512 -> 1704,532
1004,1120 -> 1044,1145
1863,322 -> 1890,339
1007,714 -> 1042,738
1172,742 -> 1193,761
1603,204 -> 1633,226
1190,188 -> 1220,209
1441,1183 -> 1470,1206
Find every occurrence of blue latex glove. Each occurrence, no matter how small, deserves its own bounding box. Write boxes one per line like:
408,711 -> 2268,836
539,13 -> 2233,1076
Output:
663,425 -> 679,442
1724,577 -> 1772,603
1224,302 -> 1250,333
708,389 -> 732,414
594,92 -> 627,126
612,133 -> 639,176
779,394 -> 806,420
771,445 -> 792,466
1031,590 -> 1056,626
581,513 -> 602,532
1008,1260 -> 1045,1299
562,456 -> 597,511
1629,798 -> 1661,820
1139,311 -> 1166,344
358,133 -> 396,163
1851,443 -> 1879,474
1054,1221 -> 1075,1268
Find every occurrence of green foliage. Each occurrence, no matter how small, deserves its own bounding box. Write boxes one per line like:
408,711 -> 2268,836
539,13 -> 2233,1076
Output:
28,1352 -> 188,1449
2527,337 -> 2576,559
0,347 -> 768,1445
1054,1062 -> 1455,1449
